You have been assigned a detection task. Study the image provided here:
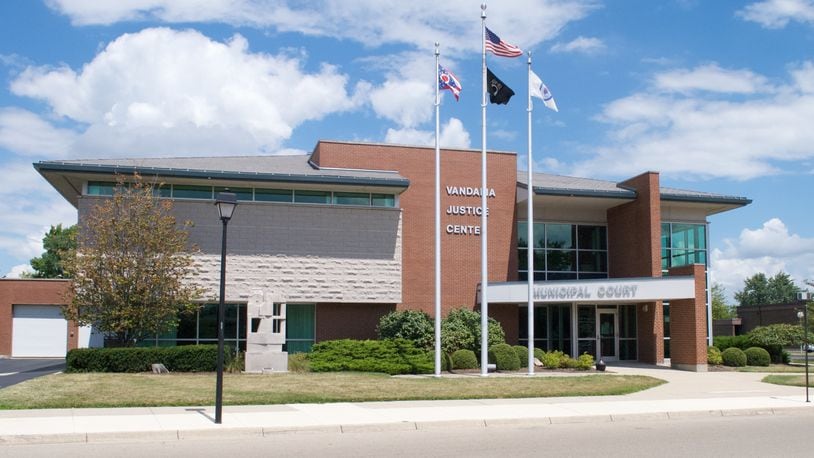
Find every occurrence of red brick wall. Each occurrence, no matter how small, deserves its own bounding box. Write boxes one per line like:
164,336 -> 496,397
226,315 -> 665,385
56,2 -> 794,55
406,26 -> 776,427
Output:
0,279 -> 76,356
316,303 -> 396,341
313,141 -> 518,338
607,172 -> 663,364
668,264 -> 708,368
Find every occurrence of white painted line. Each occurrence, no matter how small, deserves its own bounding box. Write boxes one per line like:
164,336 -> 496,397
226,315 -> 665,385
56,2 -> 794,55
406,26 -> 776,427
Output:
0,372 -> 19,377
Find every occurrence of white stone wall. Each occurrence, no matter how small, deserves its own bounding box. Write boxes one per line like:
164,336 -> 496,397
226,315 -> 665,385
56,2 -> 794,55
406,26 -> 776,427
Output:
79,196 -> 403,304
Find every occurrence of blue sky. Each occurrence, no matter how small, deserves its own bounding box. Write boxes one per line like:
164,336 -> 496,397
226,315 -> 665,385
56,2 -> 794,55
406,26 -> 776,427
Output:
1,0 -> 813,300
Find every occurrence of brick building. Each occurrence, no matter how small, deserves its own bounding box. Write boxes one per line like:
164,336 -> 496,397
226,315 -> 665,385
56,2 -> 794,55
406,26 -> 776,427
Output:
28,140 -> 750,369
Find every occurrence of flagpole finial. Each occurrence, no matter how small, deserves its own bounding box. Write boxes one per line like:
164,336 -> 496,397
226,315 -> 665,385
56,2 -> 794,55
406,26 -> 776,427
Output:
435,42 -> 440,56
481,3 -> 486,18
527,50 -> 532,64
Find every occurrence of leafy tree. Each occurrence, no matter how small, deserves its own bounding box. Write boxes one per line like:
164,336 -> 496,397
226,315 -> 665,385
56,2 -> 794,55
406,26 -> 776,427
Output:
734,271 -> 800,306
63,175 -> 205,347
376,310 -> 434,350
710,282 -> 735,319
29,224 -> 77,278
747,324 -> 804,347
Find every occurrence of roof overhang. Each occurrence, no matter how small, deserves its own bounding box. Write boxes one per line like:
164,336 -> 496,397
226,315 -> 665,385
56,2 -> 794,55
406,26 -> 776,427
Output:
484,277 -> 696,304
35,162 -> 411,208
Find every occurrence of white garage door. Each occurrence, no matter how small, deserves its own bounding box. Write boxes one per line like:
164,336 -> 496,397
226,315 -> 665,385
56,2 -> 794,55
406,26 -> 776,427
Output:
12,305 -> 68,357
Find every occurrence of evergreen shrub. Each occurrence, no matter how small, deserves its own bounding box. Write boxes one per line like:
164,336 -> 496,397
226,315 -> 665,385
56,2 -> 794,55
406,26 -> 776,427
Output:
308,339 -> 433,375
451,349 -> 479,370
488,343 -> 521,371
66,345 -> 218,373
744,347 -> 771,366
721,347 -> 747,367
513,345 -> 529,368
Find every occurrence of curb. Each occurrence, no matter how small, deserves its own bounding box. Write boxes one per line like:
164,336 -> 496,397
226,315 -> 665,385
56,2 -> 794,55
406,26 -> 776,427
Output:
2,405 -> 813,446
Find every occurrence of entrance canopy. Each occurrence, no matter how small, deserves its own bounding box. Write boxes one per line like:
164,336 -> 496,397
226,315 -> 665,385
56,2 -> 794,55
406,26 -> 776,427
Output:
485,276 -> 695,304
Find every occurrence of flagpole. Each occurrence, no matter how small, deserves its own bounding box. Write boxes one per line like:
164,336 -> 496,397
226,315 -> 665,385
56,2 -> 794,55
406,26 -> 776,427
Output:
434,42 -> 442,377
527,51 -> 535,375
480,2 -> 489,377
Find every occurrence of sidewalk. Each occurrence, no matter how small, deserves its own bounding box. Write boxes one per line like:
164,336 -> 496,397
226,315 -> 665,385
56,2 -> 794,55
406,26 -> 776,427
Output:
1,365 -> 812,445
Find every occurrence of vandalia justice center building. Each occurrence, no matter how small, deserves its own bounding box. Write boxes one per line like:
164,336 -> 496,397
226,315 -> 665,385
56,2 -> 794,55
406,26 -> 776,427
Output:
26,140 -> 749,370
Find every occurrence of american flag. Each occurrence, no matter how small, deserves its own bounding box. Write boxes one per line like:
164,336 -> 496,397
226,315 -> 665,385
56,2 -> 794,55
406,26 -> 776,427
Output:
484,27 -> 522,58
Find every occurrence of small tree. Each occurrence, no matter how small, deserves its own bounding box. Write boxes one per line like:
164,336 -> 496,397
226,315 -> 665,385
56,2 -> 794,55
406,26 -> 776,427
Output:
711,282 -> 735,319
29,224 -> 77,278
63,175 -> 205,347
440,308 -> 505,355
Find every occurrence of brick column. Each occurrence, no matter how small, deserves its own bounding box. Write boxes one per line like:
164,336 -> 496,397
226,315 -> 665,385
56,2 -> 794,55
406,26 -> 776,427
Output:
607,172 -> 664,364
668,264 -> 708,372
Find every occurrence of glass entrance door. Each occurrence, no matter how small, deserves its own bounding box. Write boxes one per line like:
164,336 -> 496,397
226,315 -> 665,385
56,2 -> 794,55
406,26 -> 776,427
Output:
597,310 -> 618,362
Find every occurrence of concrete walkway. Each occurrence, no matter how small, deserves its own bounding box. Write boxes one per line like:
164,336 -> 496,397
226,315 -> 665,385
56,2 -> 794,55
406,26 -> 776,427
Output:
1,364 -> 812,445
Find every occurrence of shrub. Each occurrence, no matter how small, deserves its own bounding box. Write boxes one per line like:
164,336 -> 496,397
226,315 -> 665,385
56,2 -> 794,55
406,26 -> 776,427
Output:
721,347 -> 747,367
451,349 -> 479,370
576,353 -> 595,370
744,347 -> 771,367
308,339 -> 433,375
562,356 -> 580,369
288,352 -> 310,372
541,350 -> 564,369
488,343 -> 520,371
747,324 -> 804,363
533,347 -> 546,363
225,350 -> 244,373
713,335 -> 750,351
377,310 -> 434,350
441,308 -> 506,355
707,346 -> 723,366
514,345 -> 529,368
66,345 -> 218,373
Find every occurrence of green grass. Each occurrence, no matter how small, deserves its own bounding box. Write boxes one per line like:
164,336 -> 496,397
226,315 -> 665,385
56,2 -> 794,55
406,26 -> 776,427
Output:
0,372 -> 664,410
736,364 -> 811,373
762,374 -> 814,387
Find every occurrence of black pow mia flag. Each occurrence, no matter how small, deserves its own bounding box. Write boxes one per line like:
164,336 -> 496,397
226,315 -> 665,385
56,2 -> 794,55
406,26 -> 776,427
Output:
486,68 -> 515,105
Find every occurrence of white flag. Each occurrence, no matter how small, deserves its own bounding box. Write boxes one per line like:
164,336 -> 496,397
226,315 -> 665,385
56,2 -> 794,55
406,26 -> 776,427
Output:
530,70 -> 558,112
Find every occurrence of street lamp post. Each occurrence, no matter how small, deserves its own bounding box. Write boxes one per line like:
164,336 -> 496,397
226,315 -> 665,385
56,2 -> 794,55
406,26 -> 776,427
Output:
214,191 -> 237,424
797,292 -> 811,403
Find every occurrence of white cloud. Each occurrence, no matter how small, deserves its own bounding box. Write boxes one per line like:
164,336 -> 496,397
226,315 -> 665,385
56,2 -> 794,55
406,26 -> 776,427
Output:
384,117 -> 471,149
571,61 -> 814,180
9,28 -> 361,157
653,63 -> 770,94
737,0 -> 814,28
369,79 -> 433,128
4,264 -> 33,279
0,108 -> 78,157
550,36 -> 605,54
47,0 -> 598,54
711,218 -> 814,296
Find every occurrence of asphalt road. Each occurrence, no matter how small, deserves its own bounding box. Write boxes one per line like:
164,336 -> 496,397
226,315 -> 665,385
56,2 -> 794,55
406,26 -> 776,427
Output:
2,410 -> 812,457
0,358 -> 65,389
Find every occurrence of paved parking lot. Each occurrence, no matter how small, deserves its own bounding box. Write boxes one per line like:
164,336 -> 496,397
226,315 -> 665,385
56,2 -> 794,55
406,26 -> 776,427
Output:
0,358 -> 65,389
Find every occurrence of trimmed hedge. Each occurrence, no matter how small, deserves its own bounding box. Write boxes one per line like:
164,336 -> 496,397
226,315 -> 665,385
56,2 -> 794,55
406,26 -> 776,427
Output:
488,343 -> 521,371
451,349 -> 479,370
744,347 -> 771,367
721,347 -> 747,367
513,345 -> 530,368
308,339 -> 433,375
66,345 -> 219,373
707,346 -> 723,366
576,353 -> 595,370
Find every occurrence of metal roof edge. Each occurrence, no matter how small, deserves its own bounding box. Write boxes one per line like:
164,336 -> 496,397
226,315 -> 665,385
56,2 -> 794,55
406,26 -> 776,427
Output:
660,193 -> 752,206
532,187 -> 636,199
34,162 -> 410,188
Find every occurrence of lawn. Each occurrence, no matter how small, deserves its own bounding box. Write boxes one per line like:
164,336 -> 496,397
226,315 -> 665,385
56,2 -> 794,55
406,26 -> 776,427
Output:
0,372 -> 664,410
762,374 -> 813,387
736,364 -> 812,373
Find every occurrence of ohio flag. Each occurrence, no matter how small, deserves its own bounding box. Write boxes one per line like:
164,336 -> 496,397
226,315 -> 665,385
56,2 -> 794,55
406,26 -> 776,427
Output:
438,64 -> 462,101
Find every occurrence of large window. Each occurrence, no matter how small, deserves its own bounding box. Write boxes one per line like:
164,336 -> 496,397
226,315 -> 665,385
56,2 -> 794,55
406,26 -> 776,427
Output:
518,304 -> 569,353
86,181 -> 396,208
518,223 -> 608,281
661,222 -> 707,270
139,303 -> 247,351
